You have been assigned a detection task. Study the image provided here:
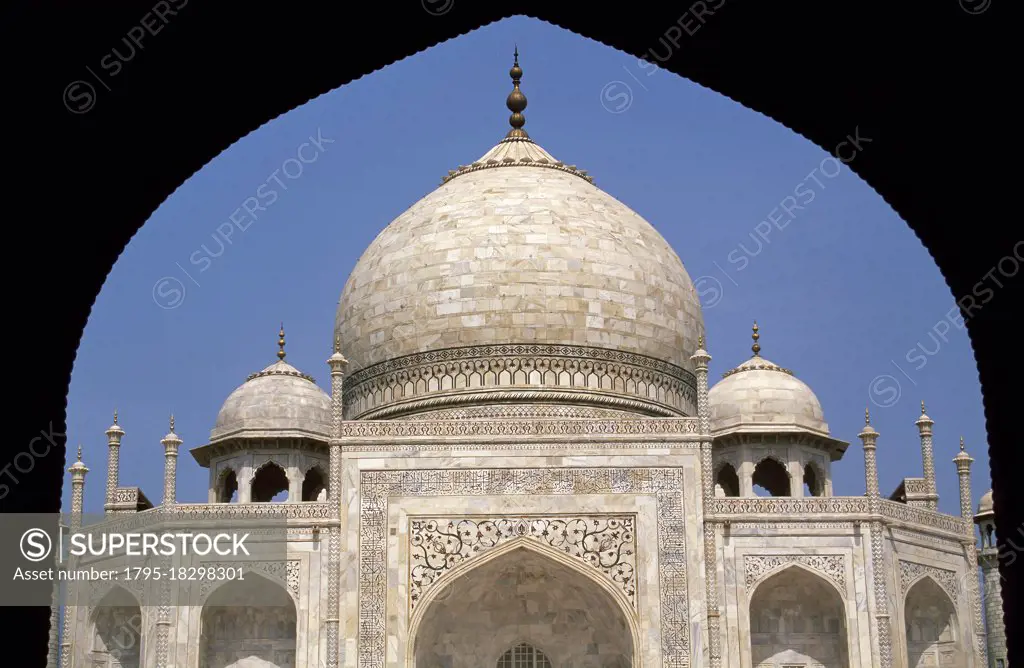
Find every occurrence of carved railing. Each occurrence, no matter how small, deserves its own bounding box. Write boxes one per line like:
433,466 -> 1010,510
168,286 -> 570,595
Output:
76,502 -> 334,534
172,502 -> 333,521
706,496 -> 871,516
704,496 -> 972,537
879,499 -> 971,536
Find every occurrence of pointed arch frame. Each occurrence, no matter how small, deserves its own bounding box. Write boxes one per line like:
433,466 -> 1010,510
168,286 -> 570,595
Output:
900,572 -> 967,668
85,584 -> 147,668
744,562 -> 853,668
406,537 -> 641,668
746,560 -> 847,603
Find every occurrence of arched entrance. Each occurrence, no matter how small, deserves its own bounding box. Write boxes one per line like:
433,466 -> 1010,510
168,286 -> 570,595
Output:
748,565 -> 849,667
412,544 -> 634,668
89,586 -> 142,668
904,577 -> 962,668
199,572 -> 297,668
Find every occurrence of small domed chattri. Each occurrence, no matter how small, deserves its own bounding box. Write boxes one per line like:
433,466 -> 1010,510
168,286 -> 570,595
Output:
505,46 -> 529,139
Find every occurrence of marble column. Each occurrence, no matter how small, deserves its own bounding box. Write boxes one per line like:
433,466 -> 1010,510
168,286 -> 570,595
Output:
160,416 -> 181,506
60,447 -> 88,668
954,438 -> 987,666
104,411 -> 123,514
326,337 -> 349,668
860,410 -> 892,668
916,402 -> 938,510
692,337 -> 720,668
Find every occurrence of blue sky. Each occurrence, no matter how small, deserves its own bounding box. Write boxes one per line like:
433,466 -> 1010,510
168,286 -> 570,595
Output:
63,16 -> 989,516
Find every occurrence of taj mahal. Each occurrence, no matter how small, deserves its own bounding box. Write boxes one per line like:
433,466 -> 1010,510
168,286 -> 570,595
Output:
51,51 -> 1008,668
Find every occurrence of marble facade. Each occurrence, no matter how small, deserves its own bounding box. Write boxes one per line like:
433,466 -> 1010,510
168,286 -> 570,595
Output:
53,55 -> 1006,668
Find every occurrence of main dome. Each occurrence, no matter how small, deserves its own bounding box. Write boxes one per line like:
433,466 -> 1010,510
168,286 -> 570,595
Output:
335,54 -> 703,420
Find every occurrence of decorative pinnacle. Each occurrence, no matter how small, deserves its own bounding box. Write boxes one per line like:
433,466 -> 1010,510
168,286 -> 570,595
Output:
960,436 -> 965,451
505,46 -> 529,139
334,334 -> 341,354
113,409 -> 118,425
278,324 -> 286,360
921,400 -> 926,414
751,321 -> 761,357
76,445 -> 82,462
865,407 -> 870,425
169,414 -> 175,433
698,334 -> 704,349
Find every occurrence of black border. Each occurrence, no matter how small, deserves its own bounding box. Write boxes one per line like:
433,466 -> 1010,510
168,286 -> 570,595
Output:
4,1 -> 1017,664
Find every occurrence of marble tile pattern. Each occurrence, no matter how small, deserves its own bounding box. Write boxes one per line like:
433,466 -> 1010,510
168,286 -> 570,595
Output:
335,150 -> 704,379
210,360 -> 332,443
708,356 -> 830,434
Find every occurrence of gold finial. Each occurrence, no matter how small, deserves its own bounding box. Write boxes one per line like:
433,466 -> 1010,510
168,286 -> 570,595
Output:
278,323 -> 286,360
76,445 -> 82,462
113,409 -> 118,425
865,407 -> 870,425
169,414 -> 175,433
505,46 -> 529,139
698,334 -> 704,349
751,321 -> 761,357
960,436 -> 965,451
334,334 -> 340,354
921,400 -> 926,414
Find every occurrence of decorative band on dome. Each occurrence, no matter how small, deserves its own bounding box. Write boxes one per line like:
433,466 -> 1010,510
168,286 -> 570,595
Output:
246,367 -> 317,383
441,156 -> 593,186
720,359 -> 794,378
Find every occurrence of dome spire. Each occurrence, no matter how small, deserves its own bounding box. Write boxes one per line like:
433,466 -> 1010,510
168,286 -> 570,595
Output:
505,46 -> 529,140
751,321 -> 761,357
278,323 -> 286,360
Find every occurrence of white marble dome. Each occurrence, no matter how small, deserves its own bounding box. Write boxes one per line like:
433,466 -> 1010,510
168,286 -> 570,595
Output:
709,351 -> 829,435
210,357 -> 331,443
978,488 -> 994,514
335,130 -> 703,419
336,139 -> 702,373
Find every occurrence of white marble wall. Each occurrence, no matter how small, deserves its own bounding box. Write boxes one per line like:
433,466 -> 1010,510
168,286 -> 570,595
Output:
339,445 -> 706,668
717,524 -> 873,668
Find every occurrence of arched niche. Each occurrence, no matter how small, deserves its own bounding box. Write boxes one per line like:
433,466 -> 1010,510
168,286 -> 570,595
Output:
199,572 -> 297,668
716,462 -> 740,497
301,464 -> 327,501
411,542 -> 635,668
904,576 -> 963,668
748,564 -> 849,667
752,456 -> 791,497
88,586 -> 143,668
803,461 -> 825,497
251,461 -> 289,502
217,467 -> 239,503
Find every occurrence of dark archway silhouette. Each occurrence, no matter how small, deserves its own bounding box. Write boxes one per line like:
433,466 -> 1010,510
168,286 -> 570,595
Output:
12,5 -> 1017,664
716,462 -> 740,497
753,457 -> 790,497
217,468 -> 238,503
301,465 -> 328,501
251,462 -> 289,503
803,462 -> 824,497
